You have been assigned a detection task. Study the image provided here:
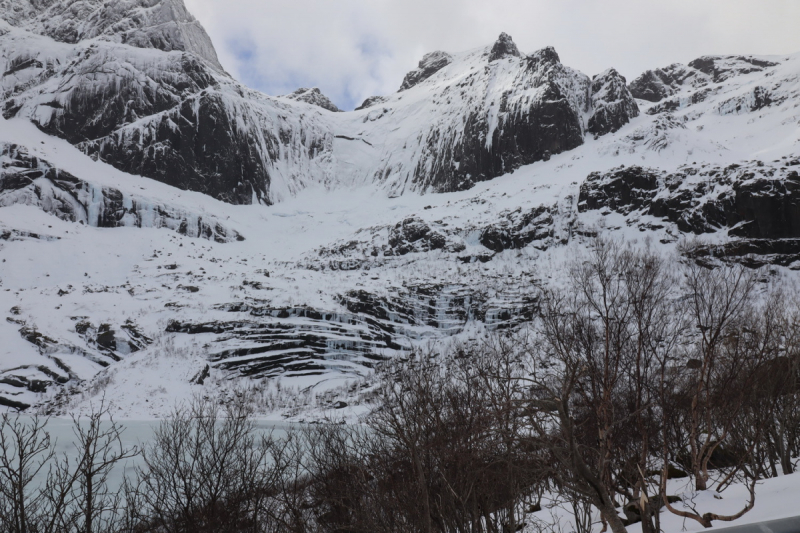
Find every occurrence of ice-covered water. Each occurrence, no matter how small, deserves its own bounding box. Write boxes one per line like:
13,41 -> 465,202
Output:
4,417 -> 295,491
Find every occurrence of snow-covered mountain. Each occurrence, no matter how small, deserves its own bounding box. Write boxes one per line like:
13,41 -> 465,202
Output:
0,0 -> 798,416
0,2 -> 639,204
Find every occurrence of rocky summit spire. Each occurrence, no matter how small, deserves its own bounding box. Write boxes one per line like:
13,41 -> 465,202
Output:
488,32 -> 521,62
399,51 -> 453,92
283,87 -> 342,112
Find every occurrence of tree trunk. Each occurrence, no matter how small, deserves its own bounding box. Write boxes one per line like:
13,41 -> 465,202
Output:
599,503 -> 628,533
412,452 -> 433,533
776,427 -> 794,475
85,472 -> 93,533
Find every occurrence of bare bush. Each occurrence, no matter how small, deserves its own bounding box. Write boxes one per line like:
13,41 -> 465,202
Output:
125,395 -> 287,533
0,402 -> 137,533
522,239 -> 681,533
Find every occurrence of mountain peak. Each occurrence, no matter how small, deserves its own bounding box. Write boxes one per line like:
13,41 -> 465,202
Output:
528,45 -> 560,65
399,50 -> 453,91
283,87 -> 341,112
488,32 -> 521,62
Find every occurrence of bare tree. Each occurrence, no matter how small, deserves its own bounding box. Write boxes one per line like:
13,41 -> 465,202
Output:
127,394 -> 281,533
528,238 -> 684,533
759,295 -> 800,476
66,401 -> 139,533
0,402 -> 136,533
0,413 -> 56,533
659,260 -> 779,527
301,344 -> 546,533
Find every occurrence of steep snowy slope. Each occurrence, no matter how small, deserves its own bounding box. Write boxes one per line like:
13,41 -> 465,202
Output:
0,0 -> 223,70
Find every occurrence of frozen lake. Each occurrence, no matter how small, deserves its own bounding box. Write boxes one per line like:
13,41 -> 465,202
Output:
4,417 -> 296,491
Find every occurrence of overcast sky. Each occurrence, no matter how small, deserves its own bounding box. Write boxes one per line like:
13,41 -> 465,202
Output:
184,0 -> 800,111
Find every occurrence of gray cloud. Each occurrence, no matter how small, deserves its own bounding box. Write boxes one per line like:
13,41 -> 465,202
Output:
185,0 -> 800,110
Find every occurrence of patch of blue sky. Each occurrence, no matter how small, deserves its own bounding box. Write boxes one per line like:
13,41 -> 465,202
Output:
222,31 -> 400,112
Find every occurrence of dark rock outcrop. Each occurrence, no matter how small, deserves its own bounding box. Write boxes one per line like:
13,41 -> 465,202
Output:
716,85 -> 775,115
0,143 -> 244,242
628,63 -> 702,102
283,87 -> 341,112
688,55 -> 779,83
579,167 -> 660,214
163,281 -> 540,380
488,33 -> 521,62
628,70 -> 673,102
399,51 -> 453,91
410,46 -> 588,193
0,4 -> 333,206
479,203 -> 572,253
355,95 -> 388,110
579,159 -> 800,239
386,216 -> 464,255
630,56 -> 780,103
0,38 -> 295,205
166,305 -> 398,378
78,90 -> 322,205
2,51 -> 216,145
588,69 -> 639,136
576,159 -> 800,268
645,87 -> 714,115
0,316 -> 153,407
687,239 -> 800,269
527,45 -> 560,66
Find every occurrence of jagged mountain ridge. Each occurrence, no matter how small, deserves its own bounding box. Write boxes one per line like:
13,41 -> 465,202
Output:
0,0 -> 799,416
0,0 -> 639,204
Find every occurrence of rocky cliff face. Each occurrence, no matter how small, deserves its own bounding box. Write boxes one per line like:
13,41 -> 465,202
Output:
579,157 -> 800,266
77,88 -> 334,205
628,55 -> 780,103
0,3 -> 334,205
0,0 -> 224,71
396,42 -> 590,192
588,69 -> 639,136
0,142 -> 244,241
350,36 -> 638,194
